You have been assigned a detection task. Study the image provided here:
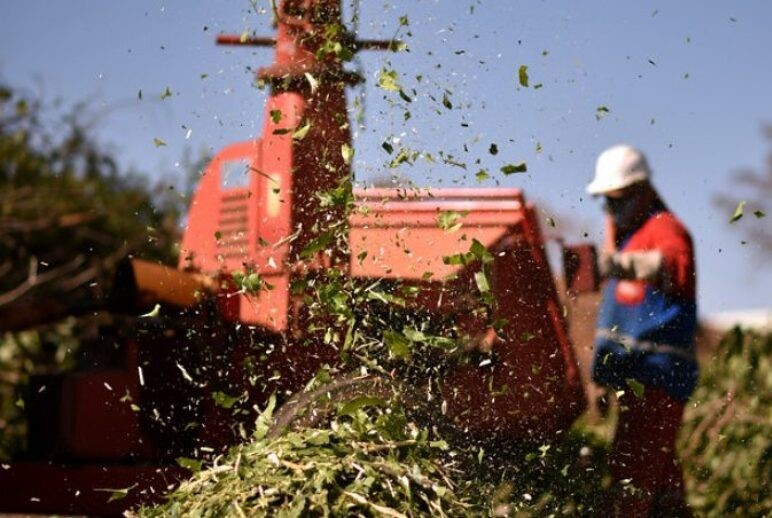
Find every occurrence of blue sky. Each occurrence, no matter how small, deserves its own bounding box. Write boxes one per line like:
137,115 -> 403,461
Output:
1,0 -> 770,316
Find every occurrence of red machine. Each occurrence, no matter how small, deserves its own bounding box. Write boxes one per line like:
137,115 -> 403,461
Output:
0,1 -> 587,514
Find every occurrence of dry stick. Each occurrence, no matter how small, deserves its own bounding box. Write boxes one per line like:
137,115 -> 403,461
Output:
682,396 -> 728,457
0,254 -> 84,306
0,212 -> 94,233
707,389 -> 736,442
58,243 -> 128,292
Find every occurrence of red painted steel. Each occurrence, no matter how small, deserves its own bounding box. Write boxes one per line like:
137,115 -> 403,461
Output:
350,188 -> 584,439
0,1 -> 585,513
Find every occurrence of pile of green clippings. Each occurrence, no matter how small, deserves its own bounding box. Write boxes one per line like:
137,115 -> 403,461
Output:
136,396 -> 479,517
138,328 -> 771,517
680,328 -> 771,516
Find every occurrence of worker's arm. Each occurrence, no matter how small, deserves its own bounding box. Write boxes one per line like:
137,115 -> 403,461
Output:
650,220 -> 695,296
599,249 -> 663,282
598,216 -> 694,295
598,211 -> 663,282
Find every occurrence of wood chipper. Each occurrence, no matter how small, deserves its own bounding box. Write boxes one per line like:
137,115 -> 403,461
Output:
0,1 -> 595,514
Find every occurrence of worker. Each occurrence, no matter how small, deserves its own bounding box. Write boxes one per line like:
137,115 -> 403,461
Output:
587,144 -> 698,516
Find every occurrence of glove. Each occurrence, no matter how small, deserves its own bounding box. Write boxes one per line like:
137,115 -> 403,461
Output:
598,250 -> 663,282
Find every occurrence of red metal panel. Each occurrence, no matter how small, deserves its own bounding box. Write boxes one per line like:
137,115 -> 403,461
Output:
348,187 -> 585,440
60,371 -> 152,460
180,139 -> 264,273
351,188 -> 527,280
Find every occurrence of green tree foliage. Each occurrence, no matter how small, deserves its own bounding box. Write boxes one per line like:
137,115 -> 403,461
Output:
680,328 -> 771,516
0,85 -> 180,310
0,84 -> 182,458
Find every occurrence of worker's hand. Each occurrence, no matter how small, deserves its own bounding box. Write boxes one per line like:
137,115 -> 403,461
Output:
599,250 -> 664,281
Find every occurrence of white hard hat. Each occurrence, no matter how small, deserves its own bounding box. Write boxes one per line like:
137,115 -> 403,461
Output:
587,144 -> 651,195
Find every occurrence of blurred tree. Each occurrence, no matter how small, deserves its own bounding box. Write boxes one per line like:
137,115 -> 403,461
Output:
0,84 -> 182,327
0,83 -> 184,457
714,125 -> 772,264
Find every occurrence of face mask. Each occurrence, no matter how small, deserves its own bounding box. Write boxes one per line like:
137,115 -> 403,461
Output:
605,193 -> 644,231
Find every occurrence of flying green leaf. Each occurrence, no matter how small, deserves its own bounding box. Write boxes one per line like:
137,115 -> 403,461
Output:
160,87 -> 173,100
626,378 -> 645,399
430,440 -> 449,450
341,143 -> 354,165
383,330 -> 411,359
253,394 -> 276,440
292,121 -> 311,140
176,457 -> 203,472
518,65 -> 529,87
299,232 -> 334,259
388,147 -> 415,168
474,270 -> 490,294
475,169 -> 490,182
730,200 -> 745,223
437,211 -> 467,232
153,137 -> 167,147
501,162 -> 527,175
489,143 -> 498,155
471,239 -> 494,264
596,106 -> 611,120
442,93 -> 452,110
377,69 -> 401,92
212,391 -> 240,409
753,209 -> 766,218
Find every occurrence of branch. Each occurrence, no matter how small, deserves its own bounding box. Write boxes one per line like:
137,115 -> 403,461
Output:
56,243 -> 128,293
0,254 -> 85,307
0,212 -> 95,234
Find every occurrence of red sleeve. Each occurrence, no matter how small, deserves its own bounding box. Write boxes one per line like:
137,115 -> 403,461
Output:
645,214 -> 695,298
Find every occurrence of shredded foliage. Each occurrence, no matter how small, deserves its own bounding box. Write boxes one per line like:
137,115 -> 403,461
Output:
137,329 -> 772,517
136,398 -> 477,517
